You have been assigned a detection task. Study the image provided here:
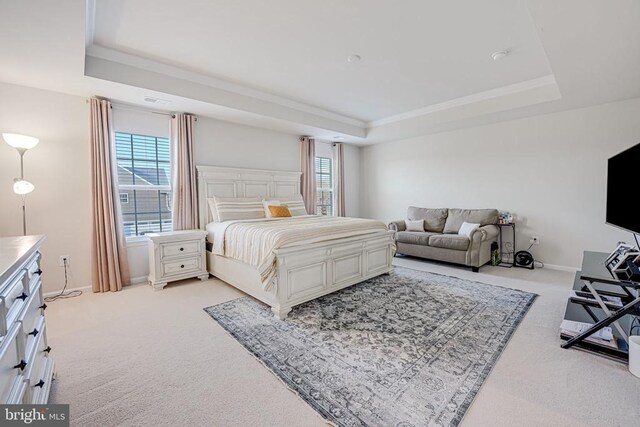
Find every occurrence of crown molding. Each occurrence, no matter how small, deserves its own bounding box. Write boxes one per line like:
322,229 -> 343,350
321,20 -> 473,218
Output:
367,75 -> 558,128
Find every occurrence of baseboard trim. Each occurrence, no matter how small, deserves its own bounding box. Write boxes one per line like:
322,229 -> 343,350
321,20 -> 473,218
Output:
543,263 -> 579,273
43,285 -> 91,298
130,275 -> 148,285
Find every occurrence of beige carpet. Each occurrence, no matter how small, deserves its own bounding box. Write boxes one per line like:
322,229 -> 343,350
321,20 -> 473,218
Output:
47,259 -> 640,426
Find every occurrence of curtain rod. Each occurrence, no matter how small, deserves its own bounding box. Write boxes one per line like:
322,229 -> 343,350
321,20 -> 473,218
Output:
87,99 -> 197,120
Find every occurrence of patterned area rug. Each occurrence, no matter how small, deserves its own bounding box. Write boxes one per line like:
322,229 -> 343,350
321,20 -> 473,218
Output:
204,267 -> 536,427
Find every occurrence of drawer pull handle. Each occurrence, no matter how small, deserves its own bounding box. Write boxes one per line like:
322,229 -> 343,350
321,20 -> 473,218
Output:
180,247 -> 184,251
181,264 -> 185,268
13,360 -> 27,370
35,269 -> 43,276
34,380 -> 45,388
39,303 -> 47,311
44,346 -> 52,354
16,292 -> 28,301
28,328 -> 39,337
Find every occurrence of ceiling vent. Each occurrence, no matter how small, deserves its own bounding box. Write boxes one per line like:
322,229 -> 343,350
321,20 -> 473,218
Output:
143,96 -> 171,106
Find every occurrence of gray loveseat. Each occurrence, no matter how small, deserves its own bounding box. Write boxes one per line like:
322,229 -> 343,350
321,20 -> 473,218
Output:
389,207 -> 499,272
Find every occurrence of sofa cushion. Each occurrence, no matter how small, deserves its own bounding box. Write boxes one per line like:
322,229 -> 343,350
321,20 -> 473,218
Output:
407,206 -> 448,232
428,234 -> 470,251
396,231 -> 439,246
443,208 -> 498,234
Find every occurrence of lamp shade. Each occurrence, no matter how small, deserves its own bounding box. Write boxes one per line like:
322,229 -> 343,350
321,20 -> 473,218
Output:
13,179 -> 35,195
3,133 -> 39,150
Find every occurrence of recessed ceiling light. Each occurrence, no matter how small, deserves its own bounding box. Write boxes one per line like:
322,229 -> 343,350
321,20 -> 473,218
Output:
491,50 -> 509,61
334,136 -> 345,140
347,54 -> 361,63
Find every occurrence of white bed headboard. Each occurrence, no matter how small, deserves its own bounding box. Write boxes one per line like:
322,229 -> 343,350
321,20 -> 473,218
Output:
196,165 -> 302,228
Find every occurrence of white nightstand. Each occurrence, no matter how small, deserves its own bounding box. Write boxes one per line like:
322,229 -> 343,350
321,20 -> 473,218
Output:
147,230 -> 209,290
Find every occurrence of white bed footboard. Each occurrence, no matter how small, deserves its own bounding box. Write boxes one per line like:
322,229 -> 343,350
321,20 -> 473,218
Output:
207,230 -> 395,319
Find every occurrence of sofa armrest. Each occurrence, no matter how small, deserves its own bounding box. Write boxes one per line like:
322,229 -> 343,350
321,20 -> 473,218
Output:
477,224 -> 499,242
388,220 -> 406,232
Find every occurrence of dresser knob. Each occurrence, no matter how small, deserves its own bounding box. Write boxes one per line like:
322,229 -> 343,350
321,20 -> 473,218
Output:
44,346 -> 52,354
180,264 -> 185,268
13,360 -> 27,370
39,303 -> 47,311
35,269 -> 42,275
16,292 -> 27,301
28,328 -> 39,337
180,247 -> 184,251
34,380 -> 45,388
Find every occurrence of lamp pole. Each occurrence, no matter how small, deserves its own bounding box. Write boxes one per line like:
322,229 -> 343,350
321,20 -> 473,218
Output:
18,148 -> 27,236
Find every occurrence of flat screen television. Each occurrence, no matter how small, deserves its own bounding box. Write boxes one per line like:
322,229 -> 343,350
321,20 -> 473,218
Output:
606,142 -> 640,234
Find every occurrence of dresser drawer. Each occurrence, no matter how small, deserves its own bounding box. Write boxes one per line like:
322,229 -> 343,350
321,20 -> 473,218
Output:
17,282 -> 45,353
160,240 -> 201,259
161,256 -> 202,277
24,252 -> 41,279
0,324 -> 26,404
0,271 -> 27,336
23,318 -> 52,404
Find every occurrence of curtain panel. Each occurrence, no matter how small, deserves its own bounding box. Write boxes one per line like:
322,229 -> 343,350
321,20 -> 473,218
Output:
333,142 -> 346,217
300,136 -> 316,214
89,97 -> 130,292
171,113 -> 198,230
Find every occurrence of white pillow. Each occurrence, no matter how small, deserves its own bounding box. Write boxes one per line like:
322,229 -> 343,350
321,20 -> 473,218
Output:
263,200 -> 281,218
214,196 -> 265,222
458,222 -> 480,237
405,219 -> 425,232
207,198 -> 220,222
277,194 -> 307,216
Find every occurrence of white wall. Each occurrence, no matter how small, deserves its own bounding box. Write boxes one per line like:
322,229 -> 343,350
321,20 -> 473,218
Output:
360,97 -> 640,269
0,82 -> 91,294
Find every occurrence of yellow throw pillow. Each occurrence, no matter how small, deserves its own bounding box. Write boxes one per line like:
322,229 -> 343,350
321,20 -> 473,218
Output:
268,205 -> 292,218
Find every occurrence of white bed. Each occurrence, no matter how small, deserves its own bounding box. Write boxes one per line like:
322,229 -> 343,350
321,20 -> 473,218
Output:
197,165 -> 395,319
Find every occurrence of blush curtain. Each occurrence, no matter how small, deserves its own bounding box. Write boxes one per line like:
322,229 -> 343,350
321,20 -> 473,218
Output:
89,97 -> 130,292
333,142 -> 346,217
171,113 -> 198,230
300,136 -> 316,214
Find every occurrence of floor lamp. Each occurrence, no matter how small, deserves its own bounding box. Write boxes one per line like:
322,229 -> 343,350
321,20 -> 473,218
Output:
3,133 -> 39,236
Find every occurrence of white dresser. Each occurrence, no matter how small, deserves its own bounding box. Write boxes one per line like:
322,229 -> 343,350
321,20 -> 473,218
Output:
147,230 -> 209,290
0,235 -> 54,404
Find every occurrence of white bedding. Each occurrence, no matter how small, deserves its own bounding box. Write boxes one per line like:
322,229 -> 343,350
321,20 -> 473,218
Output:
207,215 -> 390,290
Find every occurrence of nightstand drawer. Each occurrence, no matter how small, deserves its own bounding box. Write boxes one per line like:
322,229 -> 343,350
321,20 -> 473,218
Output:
160,240 -> 201,259
161,257 -> 202,277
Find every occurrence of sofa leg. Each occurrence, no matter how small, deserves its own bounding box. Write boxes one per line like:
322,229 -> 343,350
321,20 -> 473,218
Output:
471,267 -> 479,273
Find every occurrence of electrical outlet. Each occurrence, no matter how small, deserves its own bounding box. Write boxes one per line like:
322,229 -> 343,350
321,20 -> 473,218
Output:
59,255 -> 70,267
530,236 -> 540,245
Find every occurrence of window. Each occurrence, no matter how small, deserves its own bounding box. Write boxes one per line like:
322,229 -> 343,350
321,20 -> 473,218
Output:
115,132 -> 172,237
315,156 -> 333,216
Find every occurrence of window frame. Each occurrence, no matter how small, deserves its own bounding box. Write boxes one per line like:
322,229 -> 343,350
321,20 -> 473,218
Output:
315,156 -> 334,216
114,132 -> 173,238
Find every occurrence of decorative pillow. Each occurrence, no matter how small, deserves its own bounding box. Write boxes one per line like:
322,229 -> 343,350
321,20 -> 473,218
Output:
277,194 -> 307,216
213,196 -> 265,222
263,200 -> 281,218
458,221 -> 480,237
268,205 -> 292,218
404,219 -> 425,232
